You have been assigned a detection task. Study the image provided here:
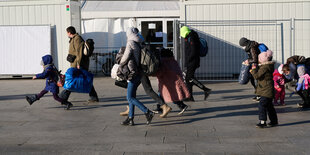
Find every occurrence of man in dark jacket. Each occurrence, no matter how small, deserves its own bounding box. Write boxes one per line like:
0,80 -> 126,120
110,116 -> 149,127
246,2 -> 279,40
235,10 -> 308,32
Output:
239,37 -> 261,101
181,26 -> 211,101
59,26 -> 99,103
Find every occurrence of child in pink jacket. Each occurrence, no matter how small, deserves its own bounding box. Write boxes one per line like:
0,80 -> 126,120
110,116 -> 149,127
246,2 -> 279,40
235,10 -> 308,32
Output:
273,65 -> 285,105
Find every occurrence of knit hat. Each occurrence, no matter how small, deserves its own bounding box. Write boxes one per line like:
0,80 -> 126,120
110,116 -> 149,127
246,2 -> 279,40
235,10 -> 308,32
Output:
258,50 -> 273,63
180,26 -> 191,38
239,37 -> 250,47
258,43 -> 268,52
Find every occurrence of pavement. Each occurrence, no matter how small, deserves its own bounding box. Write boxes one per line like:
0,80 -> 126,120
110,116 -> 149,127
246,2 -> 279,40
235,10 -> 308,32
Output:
0,77 -> 310,155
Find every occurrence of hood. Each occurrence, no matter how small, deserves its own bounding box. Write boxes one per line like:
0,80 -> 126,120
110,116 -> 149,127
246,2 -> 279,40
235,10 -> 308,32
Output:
278,64 -> 284,74
273,69 -> 282,77
239,37 -> 250,47
297,65 -> 306,77
180,26 -> 191,38
259,61 -> 275,66
42,55 -> 53,65
126,27 -> 143,43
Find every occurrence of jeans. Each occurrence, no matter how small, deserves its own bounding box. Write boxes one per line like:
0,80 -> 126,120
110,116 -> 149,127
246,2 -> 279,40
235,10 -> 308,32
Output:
140,73 -> 165,106
127,76 -> 148,118
258,97 -> 278,123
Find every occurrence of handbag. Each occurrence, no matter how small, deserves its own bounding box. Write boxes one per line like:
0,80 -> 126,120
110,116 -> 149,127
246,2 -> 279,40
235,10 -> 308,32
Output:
238,62 -> 251,85
67,54 -> 76,63
115,80 -> 128,89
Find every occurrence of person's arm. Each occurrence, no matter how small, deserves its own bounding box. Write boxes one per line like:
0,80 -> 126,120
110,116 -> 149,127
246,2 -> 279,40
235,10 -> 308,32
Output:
120,42 -> 132,66
189,37 -> 199,61
35,69 -> 50,79
250,65 -> 266,80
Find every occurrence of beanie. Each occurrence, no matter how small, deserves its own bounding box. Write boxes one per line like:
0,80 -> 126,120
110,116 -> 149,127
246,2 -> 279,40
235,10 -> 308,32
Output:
180,26 -> 191,38
239,37 -> 250,47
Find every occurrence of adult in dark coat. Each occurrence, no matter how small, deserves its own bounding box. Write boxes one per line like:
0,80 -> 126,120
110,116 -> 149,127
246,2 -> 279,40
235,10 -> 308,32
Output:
181,26 -> 211,101
59,26 -> 99,103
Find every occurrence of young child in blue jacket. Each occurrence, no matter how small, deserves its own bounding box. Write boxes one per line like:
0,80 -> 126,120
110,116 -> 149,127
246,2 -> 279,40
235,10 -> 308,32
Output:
26,55 -> 72,110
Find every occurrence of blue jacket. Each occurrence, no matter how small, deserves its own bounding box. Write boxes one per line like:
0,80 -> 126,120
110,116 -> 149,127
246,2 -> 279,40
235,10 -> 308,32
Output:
35,55 -> 59,94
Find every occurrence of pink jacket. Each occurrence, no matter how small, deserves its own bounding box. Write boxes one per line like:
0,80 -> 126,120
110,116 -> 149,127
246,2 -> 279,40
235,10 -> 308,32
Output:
273,69 -> 285,91
156,57 -> 190,103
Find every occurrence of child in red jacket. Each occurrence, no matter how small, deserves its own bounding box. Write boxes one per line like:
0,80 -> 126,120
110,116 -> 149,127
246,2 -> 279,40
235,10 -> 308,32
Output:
273,64 -> 285,106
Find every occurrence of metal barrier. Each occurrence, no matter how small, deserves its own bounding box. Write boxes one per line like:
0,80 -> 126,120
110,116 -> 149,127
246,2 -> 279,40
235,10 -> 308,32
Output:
174,19 -> 310,81
89,47 -> 120,76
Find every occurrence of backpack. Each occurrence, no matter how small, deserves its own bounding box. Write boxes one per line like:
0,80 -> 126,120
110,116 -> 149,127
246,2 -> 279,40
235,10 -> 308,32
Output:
199,38 -> 208,57
83,39 -> 95,57
140,46 -> 160,76
51,66 -> 65,87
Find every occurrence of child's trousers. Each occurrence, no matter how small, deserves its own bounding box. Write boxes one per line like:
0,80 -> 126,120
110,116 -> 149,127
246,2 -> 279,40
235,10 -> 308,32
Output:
274,87 -> 285,104
37,90 -> 63,103
259,97 -> 278,123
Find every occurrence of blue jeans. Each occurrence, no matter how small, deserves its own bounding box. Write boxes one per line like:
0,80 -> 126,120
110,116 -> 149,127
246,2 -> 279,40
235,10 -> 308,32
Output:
127,76 -> 148,118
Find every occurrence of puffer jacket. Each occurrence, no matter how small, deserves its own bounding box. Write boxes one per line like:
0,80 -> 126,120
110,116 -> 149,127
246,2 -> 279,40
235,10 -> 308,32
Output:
245,41 -> 260,64
116,47 -> 137,81
119,27 -> 144,78
36,55 -> 59,94
250,61 -> 275,98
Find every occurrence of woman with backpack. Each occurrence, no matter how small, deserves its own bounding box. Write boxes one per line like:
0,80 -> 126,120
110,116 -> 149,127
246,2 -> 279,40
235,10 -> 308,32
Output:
119,27 -> 155,126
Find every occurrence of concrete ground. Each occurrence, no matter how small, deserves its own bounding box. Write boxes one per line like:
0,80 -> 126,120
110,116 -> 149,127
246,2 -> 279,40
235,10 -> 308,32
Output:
0,77 -> 310,155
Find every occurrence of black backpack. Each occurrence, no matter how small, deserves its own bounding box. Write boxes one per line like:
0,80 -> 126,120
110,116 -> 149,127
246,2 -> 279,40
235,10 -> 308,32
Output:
83,39 -> 95,57
139,46 -> 160,76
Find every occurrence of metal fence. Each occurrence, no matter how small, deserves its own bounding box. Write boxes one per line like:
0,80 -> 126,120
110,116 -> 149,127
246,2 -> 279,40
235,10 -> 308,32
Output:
174,19 -> 310,81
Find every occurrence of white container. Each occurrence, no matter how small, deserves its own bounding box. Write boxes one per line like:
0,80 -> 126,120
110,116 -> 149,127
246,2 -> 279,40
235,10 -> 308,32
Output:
0,0 -> 81,76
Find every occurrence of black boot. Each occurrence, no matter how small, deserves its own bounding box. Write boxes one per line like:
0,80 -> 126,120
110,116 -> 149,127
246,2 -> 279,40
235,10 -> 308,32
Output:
176,102 -> 188,115
121,117 -> 134,126
184,95 -> 195,102
26,95 -> 37,105
153,104 -> 163,114
145,110 -> 155,125
191,78 -> 211,100
61,101 -> 73,110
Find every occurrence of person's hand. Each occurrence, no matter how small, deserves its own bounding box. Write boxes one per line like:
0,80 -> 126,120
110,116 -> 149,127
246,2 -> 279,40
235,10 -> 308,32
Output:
32,76 -> 36,80
77,65 -> 80,69
243,60 -> 249,65
251,64 -> 257,69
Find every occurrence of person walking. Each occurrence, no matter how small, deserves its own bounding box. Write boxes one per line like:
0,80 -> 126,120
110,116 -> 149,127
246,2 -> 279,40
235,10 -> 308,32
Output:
119,27 -> 155,126
180,26 -> 211,102
59,26 -> 99,103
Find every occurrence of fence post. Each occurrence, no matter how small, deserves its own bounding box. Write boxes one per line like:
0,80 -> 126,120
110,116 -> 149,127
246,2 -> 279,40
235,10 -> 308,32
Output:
281,22 -> 284,64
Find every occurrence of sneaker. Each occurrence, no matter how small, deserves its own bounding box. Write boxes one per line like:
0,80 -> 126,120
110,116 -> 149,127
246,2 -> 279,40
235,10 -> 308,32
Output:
178,105 -> 188,115
297,102 -> 305,108
252,96 -> 261,102
153,104 -> 163,114
267,122 -> 278,127
256,122 -> 267,128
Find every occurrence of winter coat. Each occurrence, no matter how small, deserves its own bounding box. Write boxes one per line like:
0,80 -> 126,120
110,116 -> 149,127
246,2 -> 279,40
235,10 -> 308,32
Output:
116,47 -> 137,81
185,30 -> 200,69
296,65 -> 310,91
119,28 -> 144,78
250,61 -> 275,99
35,55 -> 59,94
156,57 -> 190,103
273,69 -> 285,92
69,34 -> 89,71
245,41 -> 260,64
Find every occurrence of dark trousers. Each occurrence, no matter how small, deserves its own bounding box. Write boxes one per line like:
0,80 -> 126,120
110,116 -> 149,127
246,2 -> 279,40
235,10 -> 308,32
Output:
297,89 -> 310,105
37,90 -> 63,103
258,97 -> 278,123
140,73 -> 165,106
59,85 -> 98,101
185,67 -> 210,95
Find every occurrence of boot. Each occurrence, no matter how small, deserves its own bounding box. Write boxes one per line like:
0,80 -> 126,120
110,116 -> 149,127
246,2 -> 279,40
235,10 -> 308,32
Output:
145,110 -> 155,125
61,101 -> 73,110
121,117 -> 134,126
120,106 -> 129,116
191,77 -> 211,100
176,102 -> 188,115
153,104 -> 163,114
159,104 -> 172,118
26,95 -> 37,105
184,95 -> 195,102
88,96 -> 99,103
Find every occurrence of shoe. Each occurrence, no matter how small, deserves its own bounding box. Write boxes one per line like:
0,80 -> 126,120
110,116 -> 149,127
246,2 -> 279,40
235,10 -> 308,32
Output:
121,117 -> 134,126
184,96 -> 195,102
267,122 -> 278,127
178,104 -> 188,115
26,95 -> 37,105
159,104 -> 172,118
120,106 -> 129,116
273,102 -> 279,106
256,122 -> 267,128
252,96 -> 260,102
145,110 -> 155,125
153,104 -> 163,114
65,102 -> 73,110
297,102 -> 305,108
204,89 -> 211,100
88,97 -> 99,103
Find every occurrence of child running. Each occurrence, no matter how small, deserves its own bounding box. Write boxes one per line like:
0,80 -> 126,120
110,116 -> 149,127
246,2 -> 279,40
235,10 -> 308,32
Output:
26,55 -> 72,110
